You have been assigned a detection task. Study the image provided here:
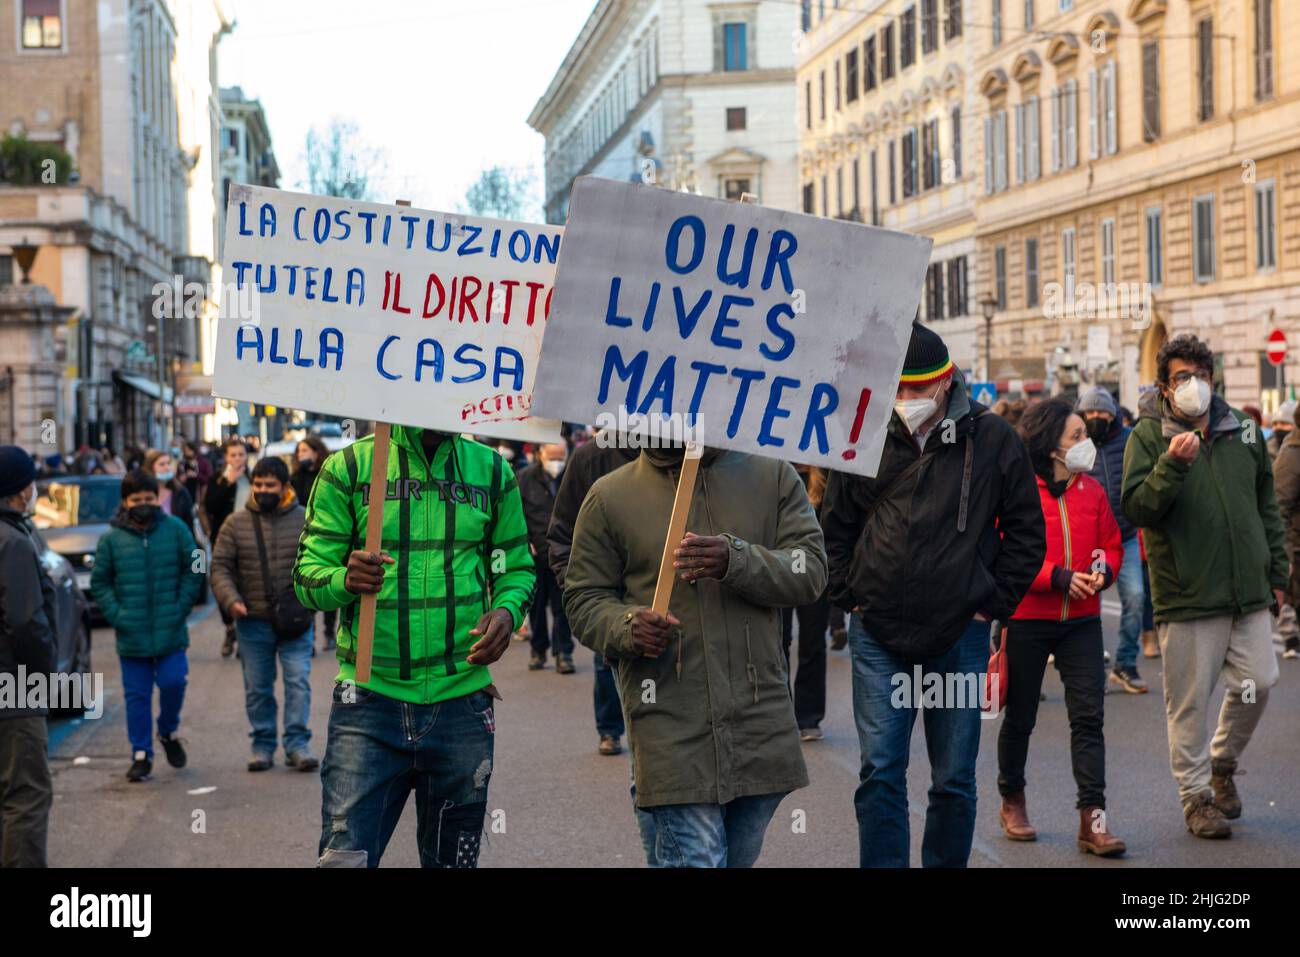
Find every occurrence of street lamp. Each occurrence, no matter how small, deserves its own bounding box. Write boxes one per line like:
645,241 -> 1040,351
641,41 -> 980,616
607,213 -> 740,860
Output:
979,294 -> 998,384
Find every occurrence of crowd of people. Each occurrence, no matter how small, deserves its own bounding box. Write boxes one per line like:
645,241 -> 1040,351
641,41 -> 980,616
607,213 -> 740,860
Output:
0,326 -> 1294,869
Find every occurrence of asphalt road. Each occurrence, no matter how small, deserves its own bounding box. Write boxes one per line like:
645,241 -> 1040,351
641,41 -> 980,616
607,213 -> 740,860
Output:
45,599 -> 1300,867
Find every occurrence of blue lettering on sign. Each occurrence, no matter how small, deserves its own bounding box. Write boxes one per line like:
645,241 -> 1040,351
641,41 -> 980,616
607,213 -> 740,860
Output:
377,335 -> 402,380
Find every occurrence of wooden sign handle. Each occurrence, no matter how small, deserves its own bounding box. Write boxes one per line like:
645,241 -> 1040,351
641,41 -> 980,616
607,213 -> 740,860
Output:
353,199 -> 410,684
650,446 -> 702,615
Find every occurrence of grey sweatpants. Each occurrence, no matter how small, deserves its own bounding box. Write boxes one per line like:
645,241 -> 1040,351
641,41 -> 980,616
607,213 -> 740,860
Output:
1158,609 -> 1278,805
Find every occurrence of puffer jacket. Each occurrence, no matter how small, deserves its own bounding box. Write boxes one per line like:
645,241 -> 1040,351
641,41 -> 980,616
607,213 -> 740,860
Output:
90,510 -> 203,658
0,505 -> 57,718
1013,473 -> 1123,621
564,446 -> 825,808
210,489 -> 306,619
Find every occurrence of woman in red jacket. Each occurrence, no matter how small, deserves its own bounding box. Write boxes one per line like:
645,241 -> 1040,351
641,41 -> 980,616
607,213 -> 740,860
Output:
997,398 -> 1127,856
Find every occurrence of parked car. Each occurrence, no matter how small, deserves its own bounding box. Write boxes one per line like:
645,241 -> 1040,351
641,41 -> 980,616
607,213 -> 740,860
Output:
33,475 -> 121,623
31,525 -> 93,716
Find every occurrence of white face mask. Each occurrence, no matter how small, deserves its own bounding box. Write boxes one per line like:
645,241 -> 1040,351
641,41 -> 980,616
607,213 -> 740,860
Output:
1172,378 -> 1212,418
1059,438 -> 1097,474
894,385 -> 943,434
543,459 -> 565,479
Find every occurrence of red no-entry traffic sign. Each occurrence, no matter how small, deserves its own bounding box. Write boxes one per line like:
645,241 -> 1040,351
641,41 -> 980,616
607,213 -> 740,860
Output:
1268,328 -> 1287,367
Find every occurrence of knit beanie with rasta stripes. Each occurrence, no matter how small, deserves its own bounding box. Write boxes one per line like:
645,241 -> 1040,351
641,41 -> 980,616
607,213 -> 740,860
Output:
898,322 -> 953,387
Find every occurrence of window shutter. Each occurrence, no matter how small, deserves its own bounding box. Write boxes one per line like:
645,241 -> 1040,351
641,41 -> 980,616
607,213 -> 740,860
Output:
1014,103 -> 1024,184
1105,61 -> 1117,154
1143,41 -> 1160,139
713,21 -> 724,72
1029,97 -> 1040,179
1088,68 -> 1099,160
984,116 -> 993,193
1066,80 -> 1078,167
1051,88 -> 1061,172
996,111 -> 1008,192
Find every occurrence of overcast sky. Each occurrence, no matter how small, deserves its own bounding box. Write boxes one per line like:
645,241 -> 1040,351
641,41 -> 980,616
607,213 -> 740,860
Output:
219,0 -> 596,218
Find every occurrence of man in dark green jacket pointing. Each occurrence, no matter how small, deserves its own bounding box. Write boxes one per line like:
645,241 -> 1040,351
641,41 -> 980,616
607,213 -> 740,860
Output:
295,425 -> 535,868
1122,334 -> 1286,840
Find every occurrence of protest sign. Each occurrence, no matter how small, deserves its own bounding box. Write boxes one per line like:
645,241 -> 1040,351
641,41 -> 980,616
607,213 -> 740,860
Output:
214,184 -> 563,444
531,177 -> 932,478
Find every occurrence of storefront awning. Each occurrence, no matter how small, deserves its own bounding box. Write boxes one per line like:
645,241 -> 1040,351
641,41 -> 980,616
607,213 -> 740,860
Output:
114,371 -> 173,403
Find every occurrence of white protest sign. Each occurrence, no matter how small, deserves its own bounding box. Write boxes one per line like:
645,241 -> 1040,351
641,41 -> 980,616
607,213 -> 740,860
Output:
531,177 -> 932,476
214,184 -> 562,443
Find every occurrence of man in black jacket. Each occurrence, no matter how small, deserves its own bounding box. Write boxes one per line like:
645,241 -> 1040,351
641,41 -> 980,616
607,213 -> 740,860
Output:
518,443 -> 574,673
821,324 -> 1045,868
0,446 -> 58,867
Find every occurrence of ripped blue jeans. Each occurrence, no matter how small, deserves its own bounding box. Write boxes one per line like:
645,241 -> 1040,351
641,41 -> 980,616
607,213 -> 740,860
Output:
318,683 -> 495,868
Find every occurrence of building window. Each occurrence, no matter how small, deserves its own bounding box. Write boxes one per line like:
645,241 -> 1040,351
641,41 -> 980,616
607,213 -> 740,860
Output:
805,82 -> 812,130
1015,96 -> 1040,184
945,0 -> 963,40
1101,218 -> 1115,285
992,0 -> 1002,47
20,0 -> 62,49
1255,0 -> 1274,100
1061,227 -> 1076,294
801,0 -> 812,32
864,36 -> 877,92
819,71 -> 826,120
984,108 -> 1008,194
946,256 -> 968,316
994,246 -> 1007,310
803,182 -> 815,214
821,175 -> 829,217
881,24 -> 896,81
1050,80 -> 1078,170
902,128 -> 919,198
727,107 -> 747,131
900,7 -> 917,69
835,60 -> 842,110
1197,18 -> 1214,121
889,139 -> 897,204
1193,194 -> 1215,283
1142,40 -> 1160,141
724,178 -> 752,202
846,48 -> 859,102
922,119 -> 940,190
1089,60 -> 1118,158
926,262 -> 946,320
836,165 -> 844,215
0,255 -> 13,285
1145,207 -> 1163,288
1025,237 -> 1039,308
722,22 -> 749,71
1256,180 -> 1277,271
951,106 -> 962,178
852,157 -> 861,218
870,150 -> 879,224
1024,0 -> 1034,28
921,0 -> 939,55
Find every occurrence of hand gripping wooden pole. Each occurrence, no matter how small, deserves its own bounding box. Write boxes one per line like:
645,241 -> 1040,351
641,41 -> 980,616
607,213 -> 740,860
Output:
353,198 -> 410,684
650,442 -> 702,615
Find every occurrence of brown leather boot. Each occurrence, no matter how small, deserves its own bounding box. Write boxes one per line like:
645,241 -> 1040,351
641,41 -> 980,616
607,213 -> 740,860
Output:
1184,791 -> 1232,839
1210,759 -> 1242,820
1077,807 -> 1127,857
1141,629 -> 1160,659
999,793 -> 1036,841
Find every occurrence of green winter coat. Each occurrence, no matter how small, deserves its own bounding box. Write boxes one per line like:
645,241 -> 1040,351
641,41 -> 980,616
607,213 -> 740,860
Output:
564,446 -> 825,808
1122,390 -> 1288,623
90,512 -> 203,658
293,427 -> 536,705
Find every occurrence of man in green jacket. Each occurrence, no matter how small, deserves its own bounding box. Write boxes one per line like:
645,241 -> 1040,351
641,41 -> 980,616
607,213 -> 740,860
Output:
91,469 -> 203,783
294,425 -> 535,868
564,443 -> 826,867
1122,334 -> 1287,840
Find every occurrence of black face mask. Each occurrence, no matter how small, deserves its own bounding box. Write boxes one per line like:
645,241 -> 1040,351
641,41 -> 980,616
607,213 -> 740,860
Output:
127,504 -> 158,526
254,492 -> 281,512
1085,417 -> 1112,444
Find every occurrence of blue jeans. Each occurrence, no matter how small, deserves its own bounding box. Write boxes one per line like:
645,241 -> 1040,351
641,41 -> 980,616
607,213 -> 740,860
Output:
1114,536 -> 1145,671
236,618 -> 313,756
849,616 -> 987,868
593,653 -> 624,738
649,792 -> 786,867
318,684 -> 495,868
119,649 -> 188,759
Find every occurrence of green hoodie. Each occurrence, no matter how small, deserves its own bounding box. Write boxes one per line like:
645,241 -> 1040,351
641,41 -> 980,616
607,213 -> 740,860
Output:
293,427 -> 536,704
1122,390 -> 1288,623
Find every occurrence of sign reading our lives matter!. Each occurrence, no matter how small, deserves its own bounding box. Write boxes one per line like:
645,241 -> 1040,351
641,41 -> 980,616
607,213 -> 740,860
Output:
214,184 -> 563,443
532,177 -> 932,477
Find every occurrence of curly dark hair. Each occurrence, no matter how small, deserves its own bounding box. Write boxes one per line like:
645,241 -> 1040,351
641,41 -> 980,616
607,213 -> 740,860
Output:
1156,334 -> 1214,385
1016,398 -> 1076,481
119,468 -> 159,500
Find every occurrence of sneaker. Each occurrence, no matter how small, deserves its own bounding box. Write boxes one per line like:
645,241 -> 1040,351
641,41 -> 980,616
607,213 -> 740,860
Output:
1284,638 -> 1300,660
126,751 -> 152,783
1210,759 -> 1242,820
247,752 -> 274,772
528,654 -> 546,671
830,627 -> 848,651
285,750 -> 320,772
158,732 -> 187,769
1102,649 -> 1111,665
221,626 -> 236,658
556,654 -> 576,674
598,735 -> 623,756
1184,791 -> 1232,839
1109,666 -> 1149,694
799,726 -> 824,742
